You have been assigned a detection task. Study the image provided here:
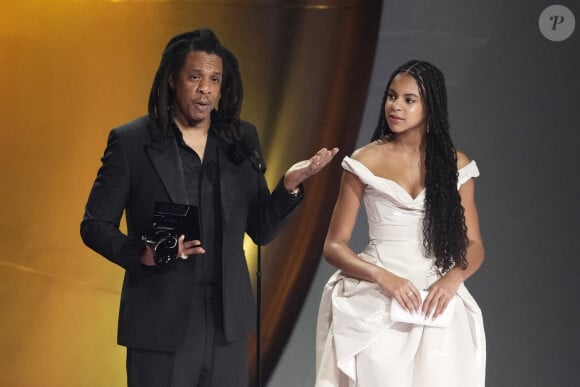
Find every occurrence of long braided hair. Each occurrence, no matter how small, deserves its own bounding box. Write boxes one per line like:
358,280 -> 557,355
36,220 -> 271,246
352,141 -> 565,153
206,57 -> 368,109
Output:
372,60 -> 468,273
148,28 -> 243,142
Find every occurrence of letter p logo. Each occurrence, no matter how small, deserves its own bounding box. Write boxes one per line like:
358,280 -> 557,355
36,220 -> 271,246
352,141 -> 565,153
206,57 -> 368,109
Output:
550,15 -> 566,30
539,5 -> 575,41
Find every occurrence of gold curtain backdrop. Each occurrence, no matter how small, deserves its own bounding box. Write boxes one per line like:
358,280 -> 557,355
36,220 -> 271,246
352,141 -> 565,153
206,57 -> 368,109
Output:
0,1 -> 381,385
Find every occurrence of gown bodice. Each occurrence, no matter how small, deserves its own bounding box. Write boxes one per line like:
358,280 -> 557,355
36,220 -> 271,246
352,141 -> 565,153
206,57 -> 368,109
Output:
342,156 -> 480,243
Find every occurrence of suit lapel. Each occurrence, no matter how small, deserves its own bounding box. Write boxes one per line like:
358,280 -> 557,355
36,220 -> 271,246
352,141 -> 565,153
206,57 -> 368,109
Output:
146,138 -> 189,205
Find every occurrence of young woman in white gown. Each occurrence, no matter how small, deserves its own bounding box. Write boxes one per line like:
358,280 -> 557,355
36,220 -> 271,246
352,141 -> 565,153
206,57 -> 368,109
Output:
315,60 -> 486,387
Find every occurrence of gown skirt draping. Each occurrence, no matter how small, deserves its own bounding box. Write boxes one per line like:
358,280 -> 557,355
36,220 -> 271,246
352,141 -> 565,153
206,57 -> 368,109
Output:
315,157 -> 486,387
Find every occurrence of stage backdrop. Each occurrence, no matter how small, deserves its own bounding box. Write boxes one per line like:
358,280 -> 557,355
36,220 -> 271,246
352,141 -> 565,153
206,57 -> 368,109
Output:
0,1 -> 381,386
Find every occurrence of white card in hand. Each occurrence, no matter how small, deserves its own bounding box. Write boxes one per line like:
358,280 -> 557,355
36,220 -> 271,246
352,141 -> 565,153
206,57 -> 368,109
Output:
389,290 -> 456,327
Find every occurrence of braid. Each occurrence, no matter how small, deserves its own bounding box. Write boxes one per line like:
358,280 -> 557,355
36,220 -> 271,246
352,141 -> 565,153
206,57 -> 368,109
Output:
372,60 -> 468,273
147,28 -> 243,142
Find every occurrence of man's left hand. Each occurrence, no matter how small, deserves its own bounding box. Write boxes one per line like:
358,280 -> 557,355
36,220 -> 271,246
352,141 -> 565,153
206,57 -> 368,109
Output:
284,147 -> 339,191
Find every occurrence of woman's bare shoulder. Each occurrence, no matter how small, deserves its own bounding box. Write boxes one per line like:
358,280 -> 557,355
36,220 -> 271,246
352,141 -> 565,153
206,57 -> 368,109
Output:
351,140 -> 391,166
456,150 -> 472,169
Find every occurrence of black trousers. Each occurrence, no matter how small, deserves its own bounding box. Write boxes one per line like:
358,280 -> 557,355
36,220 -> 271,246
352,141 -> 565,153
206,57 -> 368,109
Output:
126,285 -> 248,387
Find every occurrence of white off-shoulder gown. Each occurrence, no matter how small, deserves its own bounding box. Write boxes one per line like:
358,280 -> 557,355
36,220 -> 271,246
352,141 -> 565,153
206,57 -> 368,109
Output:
315,157 -> 486,387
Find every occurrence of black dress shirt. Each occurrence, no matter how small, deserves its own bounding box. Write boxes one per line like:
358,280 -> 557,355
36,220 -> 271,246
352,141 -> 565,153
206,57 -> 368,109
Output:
173,124 -> 222,285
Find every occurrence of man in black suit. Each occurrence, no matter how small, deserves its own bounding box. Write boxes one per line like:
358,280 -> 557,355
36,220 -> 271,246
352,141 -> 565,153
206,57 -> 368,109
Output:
80,28 -> 337,387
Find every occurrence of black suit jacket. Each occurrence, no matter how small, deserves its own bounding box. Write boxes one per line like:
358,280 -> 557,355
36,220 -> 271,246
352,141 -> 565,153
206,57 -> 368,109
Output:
81,116 -> 303,351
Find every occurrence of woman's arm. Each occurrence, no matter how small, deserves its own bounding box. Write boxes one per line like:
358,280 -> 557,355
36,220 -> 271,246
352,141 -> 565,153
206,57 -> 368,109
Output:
323,168 -> 422,312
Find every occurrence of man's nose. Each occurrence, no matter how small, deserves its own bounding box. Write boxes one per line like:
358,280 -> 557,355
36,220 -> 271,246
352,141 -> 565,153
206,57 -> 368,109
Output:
198,78 -> 211,94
